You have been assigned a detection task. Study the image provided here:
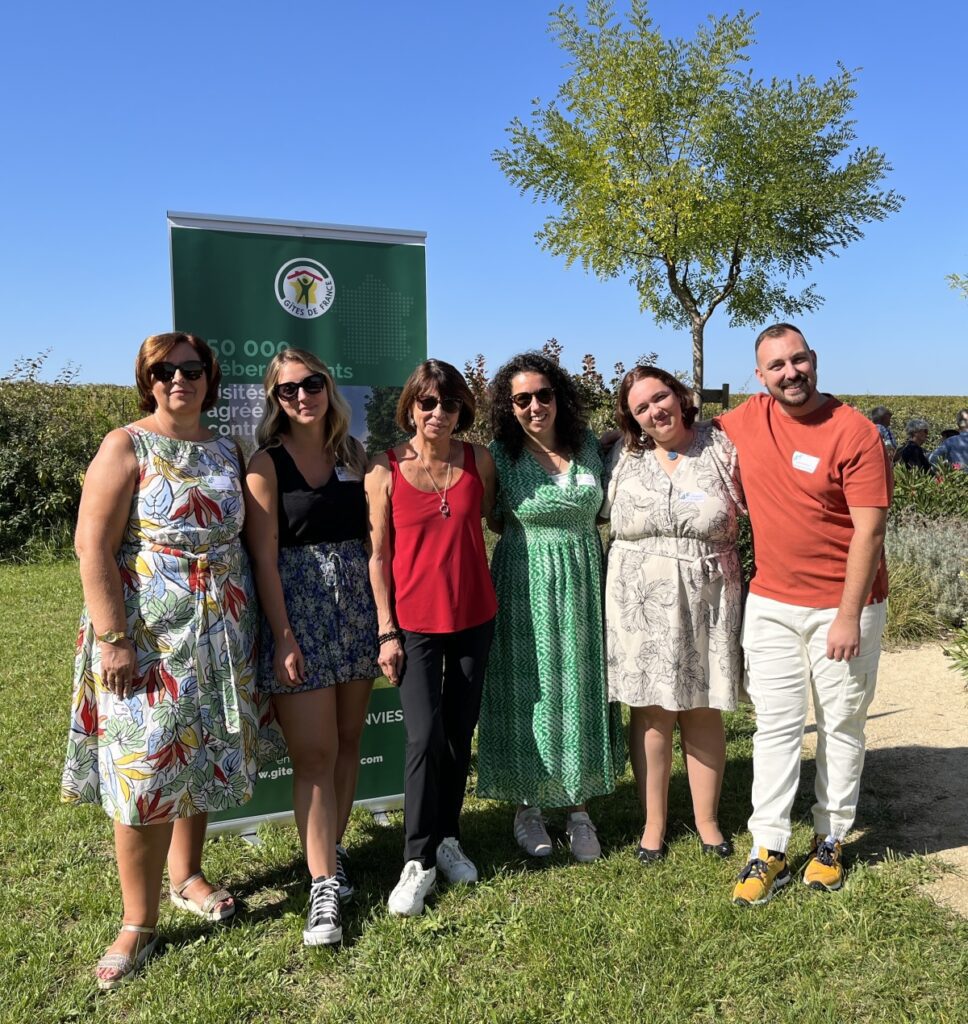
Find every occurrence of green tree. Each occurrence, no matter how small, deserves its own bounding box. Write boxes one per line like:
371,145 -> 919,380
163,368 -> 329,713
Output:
364,386 -> 406,456
947,273 -> 968,299
495,0 -> 903,391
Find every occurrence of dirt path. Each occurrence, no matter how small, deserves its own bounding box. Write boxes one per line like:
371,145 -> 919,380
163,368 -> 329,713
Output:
803,642 -> 968,915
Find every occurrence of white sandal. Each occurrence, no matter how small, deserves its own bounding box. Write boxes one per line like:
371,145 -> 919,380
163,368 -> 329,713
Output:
169,871 -> 236,921
95,924 -> 158,990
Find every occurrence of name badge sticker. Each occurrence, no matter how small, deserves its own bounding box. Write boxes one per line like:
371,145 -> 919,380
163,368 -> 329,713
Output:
575,473 -> 597,487
335,466 -> 362,482
792,451 -> 820,474
679,491 -> 706,504
206,475 -> 235,490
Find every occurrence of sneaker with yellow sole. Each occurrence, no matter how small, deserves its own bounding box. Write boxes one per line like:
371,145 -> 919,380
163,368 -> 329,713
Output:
803,835 -> 844,891
731,848 -> 790,906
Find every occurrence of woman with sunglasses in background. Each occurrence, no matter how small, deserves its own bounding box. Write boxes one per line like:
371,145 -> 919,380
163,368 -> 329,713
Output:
477,352 -> 620,862
245,349 -> 378,946
62,333 -> 275,987
365,359 -> 496,916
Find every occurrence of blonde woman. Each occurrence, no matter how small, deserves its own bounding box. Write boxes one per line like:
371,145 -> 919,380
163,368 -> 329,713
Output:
245,349 -> 378,946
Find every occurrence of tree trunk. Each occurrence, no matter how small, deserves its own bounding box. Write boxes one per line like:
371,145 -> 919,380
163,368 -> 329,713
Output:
691,319 -> 704,396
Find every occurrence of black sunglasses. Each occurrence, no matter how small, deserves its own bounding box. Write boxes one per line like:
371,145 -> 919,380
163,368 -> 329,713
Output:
274,373 -> 327,401
415,395 -> 462,414
511,387 -> 555,409
151,360 -> 205,383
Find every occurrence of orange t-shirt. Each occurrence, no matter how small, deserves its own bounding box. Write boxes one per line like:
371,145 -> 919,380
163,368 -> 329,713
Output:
716,394 -> 892,608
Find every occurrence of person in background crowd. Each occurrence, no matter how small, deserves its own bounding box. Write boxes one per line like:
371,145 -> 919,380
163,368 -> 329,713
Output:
602,366 -> 743,863
366,359 -> 497,917
62,333 -> 276,988
869,406 -> 896,452
477,352 -> 619,863
894,418 -> 932,473
929,408 -> 968,470
245,349 -> 378,946
716,324 -> 892,907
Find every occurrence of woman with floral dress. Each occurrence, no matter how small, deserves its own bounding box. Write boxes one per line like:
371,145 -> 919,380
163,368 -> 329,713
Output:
61,332 -> 275,989
602,366 -> 744,863
245,349 -> 378,946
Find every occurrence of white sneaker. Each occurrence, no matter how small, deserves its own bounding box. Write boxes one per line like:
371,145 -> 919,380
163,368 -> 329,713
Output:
388,860 -> 436,917
565,811 -> 602,863
514,807 -> 553,857
436,837 -> 479,884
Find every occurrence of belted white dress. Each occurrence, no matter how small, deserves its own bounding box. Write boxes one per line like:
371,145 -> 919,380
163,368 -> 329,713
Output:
60,426 -> 281,825
601,423 -> 744,711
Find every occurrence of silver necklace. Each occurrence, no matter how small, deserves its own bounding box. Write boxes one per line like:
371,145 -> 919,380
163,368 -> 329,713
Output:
416,447 -> 454,518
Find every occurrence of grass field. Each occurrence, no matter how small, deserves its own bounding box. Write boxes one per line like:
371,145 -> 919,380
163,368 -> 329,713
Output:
2,563 -> 967,1023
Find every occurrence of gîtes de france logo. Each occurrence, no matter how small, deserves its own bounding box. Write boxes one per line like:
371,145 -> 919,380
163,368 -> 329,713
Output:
274,258 -> 335,319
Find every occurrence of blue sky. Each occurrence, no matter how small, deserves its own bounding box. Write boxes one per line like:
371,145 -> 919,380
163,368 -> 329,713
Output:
2,1 -> 966,396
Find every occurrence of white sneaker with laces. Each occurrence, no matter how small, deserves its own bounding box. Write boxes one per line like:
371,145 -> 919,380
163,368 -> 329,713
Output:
514,807 -> 553,857
565,811 -> 601,862
436,837 -> 479,884
303,875 -> 342,945
388,860 -> 436,917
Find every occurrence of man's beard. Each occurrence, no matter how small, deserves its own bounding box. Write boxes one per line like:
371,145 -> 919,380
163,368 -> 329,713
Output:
771,375 -> 815,407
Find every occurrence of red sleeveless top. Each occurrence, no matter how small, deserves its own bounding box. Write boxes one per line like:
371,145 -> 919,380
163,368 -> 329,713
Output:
388,442 -> 497,633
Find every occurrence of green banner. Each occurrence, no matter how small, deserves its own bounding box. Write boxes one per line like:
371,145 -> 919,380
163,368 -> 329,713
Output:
168,212 -> 425,831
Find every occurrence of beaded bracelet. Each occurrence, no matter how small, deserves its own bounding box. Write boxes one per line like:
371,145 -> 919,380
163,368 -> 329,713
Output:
378,629 -> 403,646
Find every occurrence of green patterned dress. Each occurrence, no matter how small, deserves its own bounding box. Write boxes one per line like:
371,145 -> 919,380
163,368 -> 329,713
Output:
477,430 -> 621,807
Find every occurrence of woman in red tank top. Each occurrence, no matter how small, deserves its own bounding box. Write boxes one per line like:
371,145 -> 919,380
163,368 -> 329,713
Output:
365,359 -> 497,917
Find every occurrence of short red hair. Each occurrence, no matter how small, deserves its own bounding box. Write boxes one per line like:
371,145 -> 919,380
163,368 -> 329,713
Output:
134,332 -> 221,412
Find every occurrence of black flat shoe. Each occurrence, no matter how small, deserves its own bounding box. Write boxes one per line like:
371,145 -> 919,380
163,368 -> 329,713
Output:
636,844 -> 666,863
701,840 -> 734,859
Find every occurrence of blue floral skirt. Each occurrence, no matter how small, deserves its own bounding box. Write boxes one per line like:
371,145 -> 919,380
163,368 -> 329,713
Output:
258,539 -> 379,694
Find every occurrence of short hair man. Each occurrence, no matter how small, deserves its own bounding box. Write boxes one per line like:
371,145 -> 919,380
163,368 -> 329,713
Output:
869,406 -> 896,450
928,407 -> 968,470
716,323 -> 892,906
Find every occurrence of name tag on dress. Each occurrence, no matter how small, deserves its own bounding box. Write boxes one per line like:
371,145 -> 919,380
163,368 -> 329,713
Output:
679,491 -> 706,503
575,473 -> 597,487
335,466 -> 362,482
792,451 -> 820,473
206,475 -> 235,490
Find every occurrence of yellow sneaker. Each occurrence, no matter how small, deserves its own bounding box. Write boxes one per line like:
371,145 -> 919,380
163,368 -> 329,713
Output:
731,848 -> 790,906
803,835 -> 844,891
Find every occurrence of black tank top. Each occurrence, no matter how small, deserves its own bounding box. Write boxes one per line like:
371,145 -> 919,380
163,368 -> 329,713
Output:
265,443 -> 367,547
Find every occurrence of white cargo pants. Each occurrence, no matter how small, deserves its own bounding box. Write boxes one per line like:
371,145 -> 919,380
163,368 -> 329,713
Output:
742,593 -> 887,853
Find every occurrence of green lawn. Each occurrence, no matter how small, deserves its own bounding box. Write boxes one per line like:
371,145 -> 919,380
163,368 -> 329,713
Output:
2,563 -> 966,1023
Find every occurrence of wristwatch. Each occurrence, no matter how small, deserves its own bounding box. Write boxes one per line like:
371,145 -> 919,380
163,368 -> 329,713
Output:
96,629 -> 127,645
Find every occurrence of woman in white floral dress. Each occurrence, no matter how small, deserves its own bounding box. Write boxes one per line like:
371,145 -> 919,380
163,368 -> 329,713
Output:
602,367 -> 744,862
61,333 -> 278,989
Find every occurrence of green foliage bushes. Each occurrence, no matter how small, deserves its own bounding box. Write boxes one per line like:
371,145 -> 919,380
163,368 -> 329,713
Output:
0,353 -> 136,561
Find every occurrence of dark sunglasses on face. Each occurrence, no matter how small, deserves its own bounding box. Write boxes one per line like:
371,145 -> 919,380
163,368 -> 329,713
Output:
415,395 -> 462,414
511,387 -> 555,409
150,360 -> 205,383
274,373 -> 327,401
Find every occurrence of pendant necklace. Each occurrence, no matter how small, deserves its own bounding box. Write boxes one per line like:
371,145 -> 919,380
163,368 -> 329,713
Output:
417,446 -> 454,518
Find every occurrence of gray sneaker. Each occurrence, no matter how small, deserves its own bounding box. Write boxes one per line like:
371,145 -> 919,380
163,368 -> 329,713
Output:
335,845 -> 354,901
436,837 -> 479,884
514,807 -> 553,857
565,811 -> 601,862
303,876 -> 342,945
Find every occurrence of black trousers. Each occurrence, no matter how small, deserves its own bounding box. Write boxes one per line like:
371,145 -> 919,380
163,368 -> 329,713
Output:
397,619 -> 495,868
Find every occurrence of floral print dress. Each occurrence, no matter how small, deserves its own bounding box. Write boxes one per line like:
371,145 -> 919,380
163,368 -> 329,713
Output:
602,423 -> 744,711
61,426 -> 280,825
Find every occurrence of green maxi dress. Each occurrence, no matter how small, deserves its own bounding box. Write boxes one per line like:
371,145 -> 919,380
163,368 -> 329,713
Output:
477,430 -> 620,807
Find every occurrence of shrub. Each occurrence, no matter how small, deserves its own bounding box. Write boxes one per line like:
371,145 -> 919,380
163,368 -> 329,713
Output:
883,559 -> 942,646
888,463 -> 968,524
943,624 -> 968,686
885,515 -> 968,627
0,353 -> 136,561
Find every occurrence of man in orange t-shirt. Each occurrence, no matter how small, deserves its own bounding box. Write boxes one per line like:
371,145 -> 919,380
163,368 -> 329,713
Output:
716,324 -> 892,906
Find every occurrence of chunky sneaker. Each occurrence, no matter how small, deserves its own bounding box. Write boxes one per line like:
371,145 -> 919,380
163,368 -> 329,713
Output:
803,834 -> 845,891
335,845 -> 354,901
565,811 -> 602,863
388,860 -> 436,917
732,848 -> 790,906
514,807 -> 553,858
436,837 -> 479,884
303,876 -> 342,945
